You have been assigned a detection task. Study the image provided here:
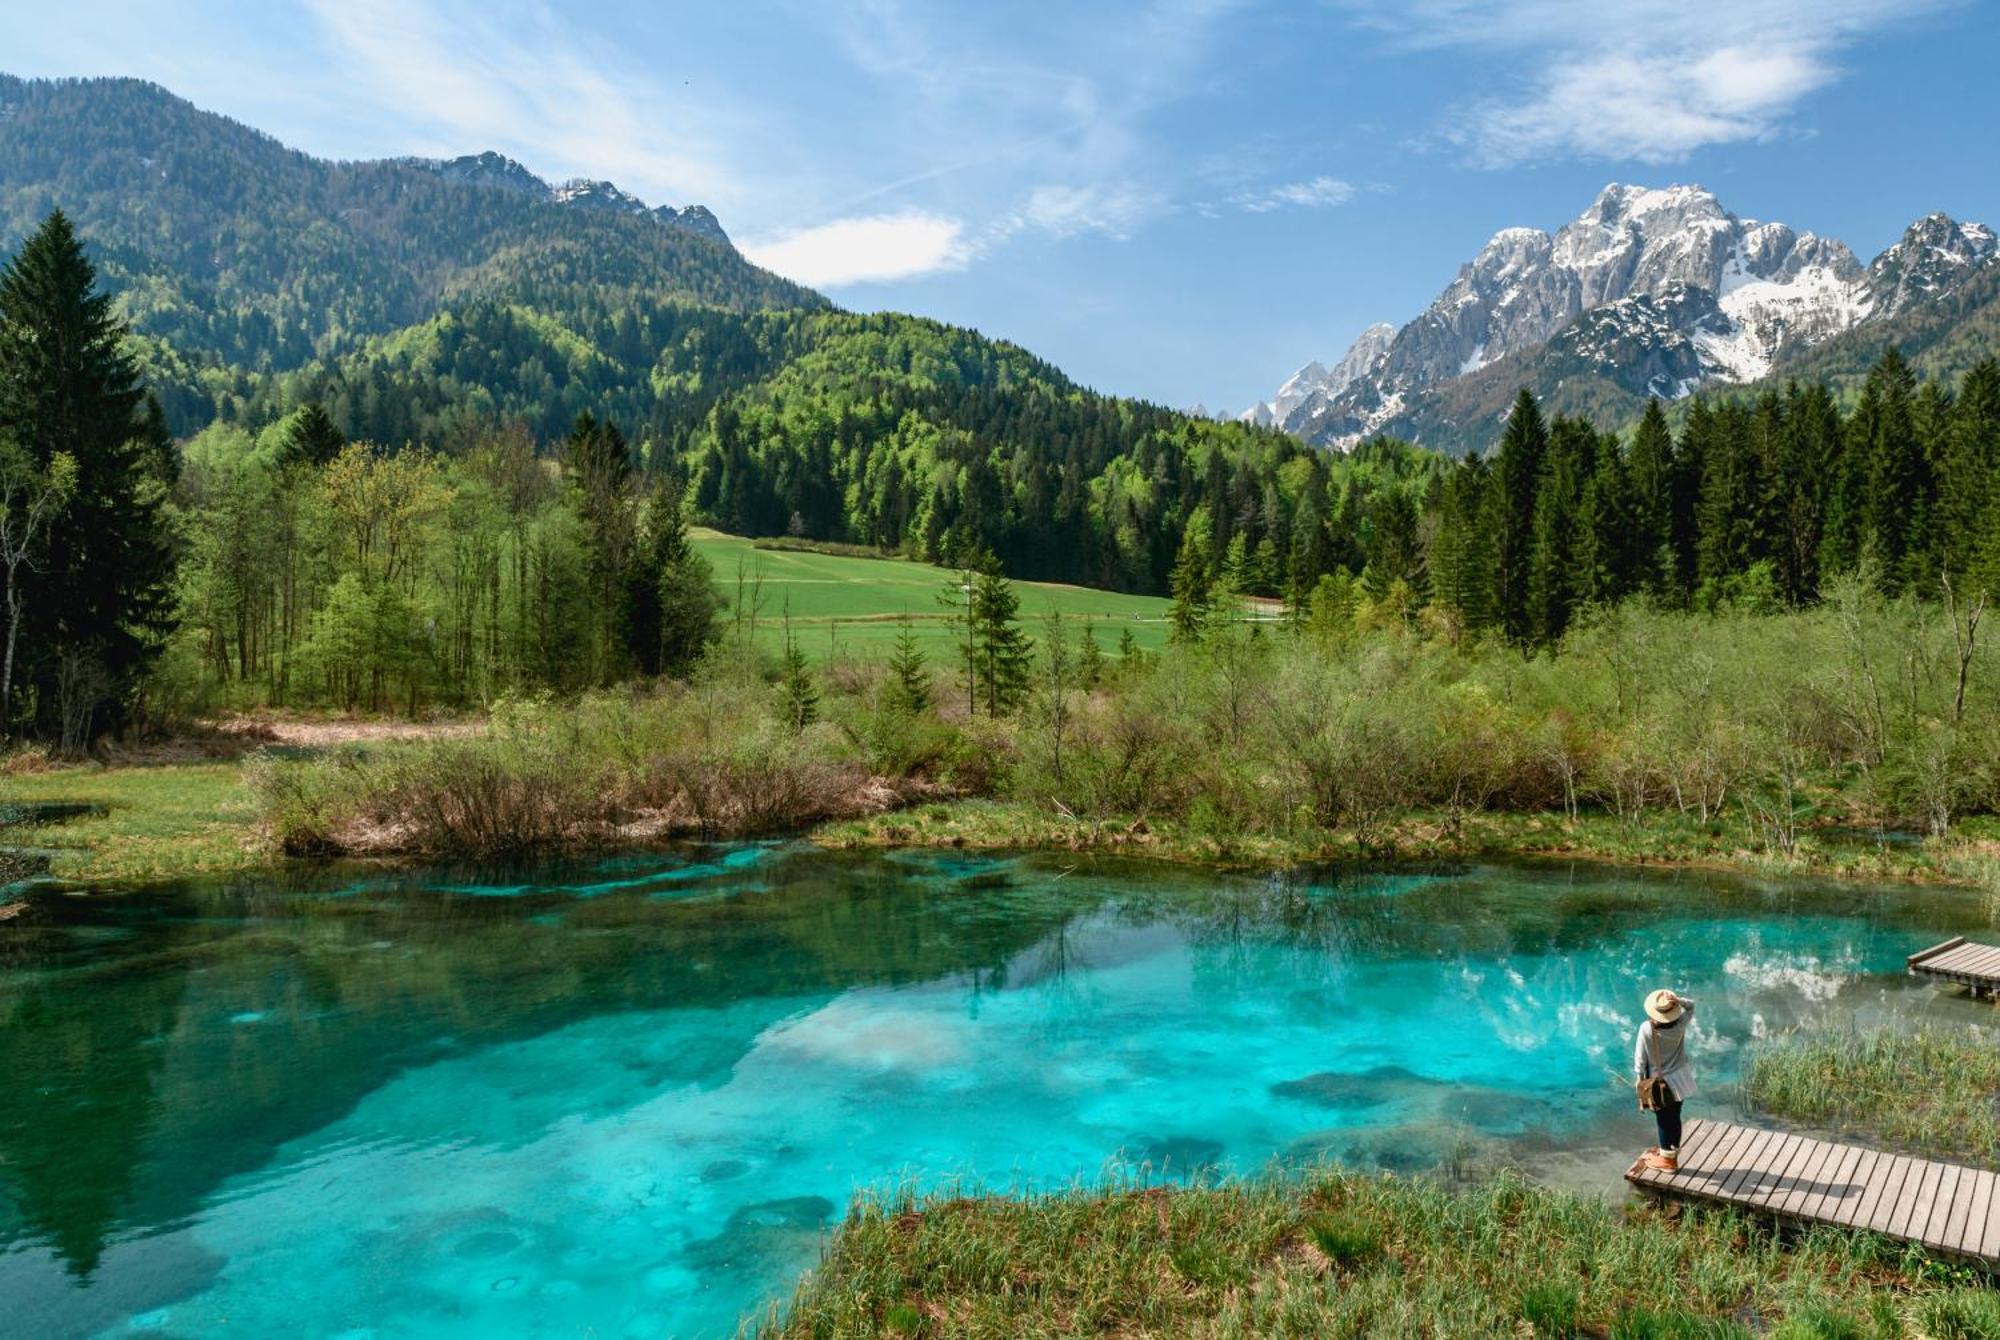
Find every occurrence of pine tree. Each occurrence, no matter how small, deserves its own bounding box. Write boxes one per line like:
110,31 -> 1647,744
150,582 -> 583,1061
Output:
967,551 -> 1033,715
646,494 -> 718,677
1626,398 -> 1677,593
1168,523 -> 1214,644
278,401 -> 345,469
0,210 -> 177,735
1492,389 -> 1549,645
778,628 -> 818,730
1430,458 -> 1497,635
1118,627 -> 1140,664
885,616 -> 931,715
1860,347 -> 1925,591
1078,619 -> 1104,687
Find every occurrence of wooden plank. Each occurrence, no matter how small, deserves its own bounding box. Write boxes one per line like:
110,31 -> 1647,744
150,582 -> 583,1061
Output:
1747,1133 -> 1811,1210
1892,1161 -> 1943,1241
1909,935 -> 1968,967
1739,1131 -> 1803,1209
1848,1152 -> 1912,1240
1921,1163 -> 1964,1249
1687,1119 -> 1742,1172
1944,946 -> 2000,978
1804,1143 -> 1866,1226
1939,1166 -> 1980,1256
1627,1120 -> 2000,1267
1646,1119 -> 1731,1190
1777,1137 -> 1840,1220
1928,947 -> 1995,979
1717,1125 -> 1783,1203
1948,947 -> 2000,981
1968,1168 -> 2000,1264
1960,1168 -> 1994,1259
1829,1149 -> 1880,1228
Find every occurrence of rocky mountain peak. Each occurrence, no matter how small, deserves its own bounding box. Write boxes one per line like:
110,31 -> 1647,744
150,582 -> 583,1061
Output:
1868,212 -> 1999,316
1253,183 -> 1909,450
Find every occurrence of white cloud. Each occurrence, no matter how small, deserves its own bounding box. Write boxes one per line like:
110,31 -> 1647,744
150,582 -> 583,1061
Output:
1339,0 -> 1954,165
300,0 -> 747,207
738,211 -> 973,288
1230,176 -> 1357,213
1012,182 -> 1168,240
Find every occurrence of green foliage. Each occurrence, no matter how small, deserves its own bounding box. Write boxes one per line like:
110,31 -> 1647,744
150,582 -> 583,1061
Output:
0,211 -> 177,741
884,618 -> 932,715
1921,1288 -> 2000,1340
779,632 -> 819,731
1304,1212 -> 1382,1268
1744,1029 -> 2000,1165
765,1167 -> 1952,1339
1519,1281 -> 1582,1338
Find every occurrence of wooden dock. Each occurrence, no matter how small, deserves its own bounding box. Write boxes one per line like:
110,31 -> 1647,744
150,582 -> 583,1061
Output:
1626,1118 -> 2000,1266
1908,936 -> 2000,997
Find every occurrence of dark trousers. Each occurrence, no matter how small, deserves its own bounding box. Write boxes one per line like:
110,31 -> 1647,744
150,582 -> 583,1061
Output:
1654,1095 -> 1683,1152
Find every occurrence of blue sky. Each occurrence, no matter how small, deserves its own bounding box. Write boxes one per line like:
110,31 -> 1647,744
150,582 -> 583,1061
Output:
6,0 -> 1997,412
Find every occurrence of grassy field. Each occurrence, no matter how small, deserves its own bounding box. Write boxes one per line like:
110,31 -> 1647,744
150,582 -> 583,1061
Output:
690,529 -> 1177,659
1,758 -> 261,884
1745,1029 -> 2000,1169
760,1167 -> 1969,1338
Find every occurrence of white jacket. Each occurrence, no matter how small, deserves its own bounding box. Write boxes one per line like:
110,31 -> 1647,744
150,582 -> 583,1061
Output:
1633,1003 -> 1698,1102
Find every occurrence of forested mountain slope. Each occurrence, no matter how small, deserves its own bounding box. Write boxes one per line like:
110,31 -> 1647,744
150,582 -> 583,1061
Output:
0,74 -> 818,379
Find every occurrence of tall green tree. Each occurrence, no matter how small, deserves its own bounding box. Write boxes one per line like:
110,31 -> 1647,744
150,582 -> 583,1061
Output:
0,210 -> 177,735
278,401 -> 345,469
885,616 -> 932,715
1168,520 -> 1214,644
965,550 -> 1033,715
1492,389 -> 1549,644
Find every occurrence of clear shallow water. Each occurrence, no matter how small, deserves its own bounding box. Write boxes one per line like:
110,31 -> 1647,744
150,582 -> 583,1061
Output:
1,847 -> 1994,1339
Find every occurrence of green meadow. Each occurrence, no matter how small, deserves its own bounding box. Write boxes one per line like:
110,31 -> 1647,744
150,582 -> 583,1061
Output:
688,529 -> 1176,659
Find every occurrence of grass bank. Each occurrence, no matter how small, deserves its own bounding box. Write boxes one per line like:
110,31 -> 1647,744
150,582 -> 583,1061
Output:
1745,1029 -> 2000,1169
0,757 -> 258,883
816,799 -> 2000,887
758,1167 -> 1987,1339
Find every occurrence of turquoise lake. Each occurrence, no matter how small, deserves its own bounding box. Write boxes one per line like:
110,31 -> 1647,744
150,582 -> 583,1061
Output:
1,846 -> 1993,1338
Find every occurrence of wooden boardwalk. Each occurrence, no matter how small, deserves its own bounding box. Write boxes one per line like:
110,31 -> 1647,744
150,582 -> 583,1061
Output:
1908,936 -> 2000,997
1626,1118 -> 2000,1266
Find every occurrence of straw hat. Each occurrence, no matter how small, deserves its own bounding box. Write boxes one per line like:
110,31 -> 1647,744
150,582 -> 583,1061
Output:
1644,989 -> 1685,1025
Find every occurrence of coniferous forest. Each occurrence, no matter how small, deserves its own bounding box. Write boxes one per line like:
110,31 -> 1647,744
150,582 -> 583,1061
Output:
6,200 -> 2000,740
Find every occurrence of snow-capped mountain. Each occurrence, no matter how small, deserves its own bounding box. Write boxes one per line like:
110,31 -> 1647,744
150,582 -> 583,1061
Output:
1242,322 -> 1393,428
409,154 -> 732,246
1251,185 -> 1997,453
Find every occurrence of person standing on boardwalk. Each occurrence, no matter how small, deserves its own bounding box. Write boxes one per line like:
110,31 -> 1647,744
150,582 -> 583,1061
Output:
1634,988 -> 1696,1172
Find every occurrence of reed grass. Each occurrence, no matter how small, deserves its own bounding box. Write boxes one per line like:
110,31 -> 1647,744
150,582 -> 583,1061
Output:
756,1167 -> 1933,1338
1744,1028 -> 2000,1166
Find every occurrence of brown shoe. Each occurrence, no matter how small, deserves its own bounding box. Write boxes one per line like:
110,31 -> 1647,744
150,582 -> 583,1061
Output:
1642,1150 -> 1678,1172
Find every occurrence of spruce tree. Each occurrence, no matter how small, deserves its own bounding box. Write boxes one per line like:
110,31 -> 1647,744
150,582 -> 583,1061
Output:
1078,619 -> 1104,687
967,551 -> 1033,715
1493,389 -> 1549,645
1860,347 -> 1924,590
1431,458 -> 1497,635
779,629 -> 818,730
1168,523 -> 1214,644
279,401 -> 345,469
885,616 -> 931,715
646,494 -> 718,677
0,210 -> 176,734
1626,398 -> 1677,593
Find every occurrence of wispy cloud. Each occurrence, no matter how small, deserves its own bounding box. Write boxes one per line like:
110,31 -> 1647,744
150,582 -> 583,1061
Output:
1229,176 -> 1357,213
1340,0 -> 1954,165
739,211 -> 973,288
300,0 -> 749,207
1010,182 -> 1169,240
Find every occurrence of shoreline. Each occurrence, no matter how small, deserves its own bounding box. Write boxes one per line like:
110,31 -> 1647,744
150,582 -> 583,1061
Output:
7,753 -> 1997,892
